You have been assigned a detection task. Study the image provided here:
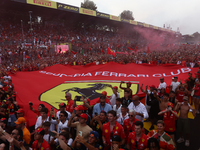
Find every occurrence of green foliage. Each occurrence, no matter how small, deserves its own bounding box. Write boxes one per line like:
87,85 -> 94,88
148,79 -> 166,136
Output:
120,10 -> 134,20
81,0 -> 97,11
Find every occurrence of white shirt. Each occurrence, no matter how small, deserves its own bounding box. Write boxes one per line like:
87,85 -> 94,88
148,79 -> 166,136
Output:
50,119 -> 68,134
128,102 -> 149,121
171,81 -> 180,92
110,93 -> 120,106
56,110 -> 71,120
113,104 -> 122,116
158,82 -> 167,89
3,75 -> 11,83
43,134 -> 53,144
117,113 -> 129,125
35,116 -> 55,131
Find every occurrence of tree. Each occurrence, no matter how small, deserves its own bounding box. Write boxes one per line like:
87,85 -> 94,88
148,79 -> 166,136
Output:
81,0 -> 97,11
120,10 -> 134,20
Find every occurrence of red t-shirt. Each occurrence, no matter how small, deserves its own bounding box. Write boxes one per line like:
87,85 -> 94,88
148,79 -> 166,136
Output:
161,111 -> 178,132
102,121 -> 125,148
123,118 -> 140,143
128,132 -> 148,150
96,97 -> 111,105
176,91 -> 186,102
34,109 -> 41,117
32,139 -> 50,150
194,84 -> 200,96
66,99 -> 74,113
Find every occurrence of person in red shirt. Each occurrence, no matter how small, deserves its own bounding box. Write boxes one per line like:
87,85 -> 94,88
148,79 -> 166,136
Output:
193,80 -> 200,114
123,109 -> 139,143
16,108 -> 29,129
65,92 -> 74,113
32,128 -> 50,150
147,120 -> 175,150
29,102 -> 45,118
127,121 -> 148,150
96,91 -> 111,105
158,102 -> 179,145
175,85 -> 188,102
102,110 -> 125,150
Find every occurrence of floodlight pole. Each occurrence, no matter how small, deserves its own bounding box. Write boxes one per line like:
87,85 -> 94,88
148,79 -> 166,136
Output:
21,20 -> 25,43
29,11 -> 33,45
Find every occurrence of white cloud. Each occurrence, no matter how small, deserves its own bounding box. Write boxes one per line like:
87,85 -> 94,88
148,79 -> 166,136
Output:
52,0 -> 200,35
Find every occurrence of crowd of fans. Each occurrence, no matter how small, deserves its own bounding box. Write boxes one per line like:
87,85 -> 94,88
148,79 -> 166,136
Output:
0,20 -> 200,75
0,18 -> 200,150
0,68 -> 199,150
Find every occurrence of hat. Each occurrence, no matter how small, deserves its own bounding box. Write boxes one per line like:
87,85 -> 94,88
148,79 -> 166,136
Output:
127,82 -> 132,85
185,79 -> 190,82
16,108 -> 24,114
86,98 -> 90,103
174,76 -> 178,79
1,104 -> 7,109
75,105 -> 85,111
113,86 -> 118,90
102,91 -> 107,96
183,96 -> 189,101
80,113 -> 88,120
36,128 -> 45,135
0,118 -> 7,124
150,85 -> 156,89
89,131 -> 99,139
112,135 -> 121,142
168,102 -> 173,108
15,117 -> 26,124
59,102 -> 66,107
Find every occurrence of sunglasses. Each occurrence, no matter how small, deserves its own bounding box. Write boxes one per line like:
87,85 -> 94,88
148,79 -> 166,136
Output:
128,115 -> 134,117
59,115 -> 64,117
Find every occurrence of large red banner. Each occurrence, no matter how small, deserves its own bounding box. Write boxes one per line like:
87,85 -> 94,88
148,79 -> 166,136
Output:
11,62 -> 198,126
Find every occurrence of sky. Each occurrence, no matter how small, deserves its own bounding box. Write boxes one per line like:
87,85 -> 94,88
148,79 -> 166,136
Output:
52,0 -> 200,35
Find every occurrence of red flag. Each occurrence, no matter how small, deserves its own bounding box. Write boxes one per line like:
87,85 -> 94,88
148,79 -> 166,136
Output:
71,51 -> 77,55
107,47 -> 115,57
135,46 -> 137,52
147,46 -> 150,53
11,63 -> 198,126
37,53 -> 41,59
25,54 -> 30,59
128,47 -> 134,50
101,49 -> 105,54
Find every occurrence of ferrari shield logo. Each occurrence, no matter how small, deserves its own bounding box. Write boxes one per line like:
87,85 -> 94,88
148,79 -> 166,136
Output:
39,80 -> 139,109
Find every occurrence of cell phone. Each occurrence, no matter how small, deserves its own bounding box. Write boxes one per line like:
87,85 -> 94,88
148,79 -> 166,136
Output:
95,112 -> 98,116
76,96 -> 81,101
78,131 -> 82,137
29,102 -> 33,106
49,131 -> 55,137
51,108 -> 54,111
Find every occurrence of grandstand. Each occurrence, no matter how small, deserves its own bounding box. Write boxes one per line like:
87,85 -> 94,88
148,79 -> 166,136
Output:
0,0 -> 176,49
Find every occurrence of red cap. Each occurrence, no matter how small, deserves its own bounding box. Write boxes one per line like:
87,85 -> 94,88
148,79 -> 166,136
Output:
16,108 -> 24,114
150,85 -> 156,89
185,79 -> 190,82
80,113 -> 88,120
75,105 -> 85,111
86,98 -> 90,103
59,102 -> 66,107
102,91 -> 107,96
113,86 -> 118,90
168,102 -> 174,108
36,127 -> 45,135
127,82 -> 132,85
